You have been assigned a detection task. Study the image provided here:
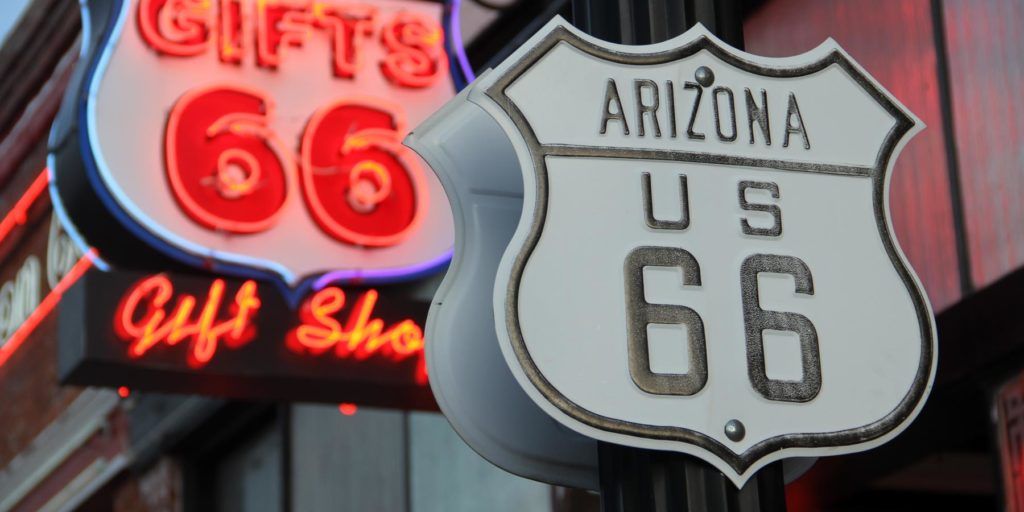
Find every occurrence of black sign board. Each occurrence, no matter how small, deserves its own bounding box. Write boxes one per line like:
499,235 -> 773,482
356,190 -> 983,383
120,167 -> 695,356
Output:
58,270 -> 435,409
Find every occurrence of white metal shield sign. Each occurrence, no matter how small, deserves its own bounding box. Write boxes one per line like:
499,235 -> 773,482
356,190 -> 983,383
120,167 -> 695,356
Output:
472,19 -> 936,485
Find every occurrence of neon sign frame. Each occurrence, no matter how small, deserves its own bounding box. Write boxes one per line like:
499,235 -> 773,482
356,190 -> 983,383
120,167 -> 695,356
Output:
46,0 -> 453,407
51,0 -> 456,304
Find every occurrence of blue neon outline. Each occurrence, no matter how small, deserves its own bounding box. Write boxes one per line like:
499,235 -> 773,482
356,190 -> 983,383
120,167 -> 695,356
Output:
47,156 -> 111,271
444,0 -> 477,88
46,2 -> 110,272
314,247 -> 452,290
66,0 -> 455,304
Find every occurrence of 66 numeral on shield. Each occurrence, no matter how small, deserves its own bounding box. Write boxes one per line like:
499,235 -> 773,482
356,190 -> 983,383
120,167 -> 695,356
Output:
741,254 -> 821,402
624,175 -> 822,403
624,247 -> 708,396
624,249 -> 822,402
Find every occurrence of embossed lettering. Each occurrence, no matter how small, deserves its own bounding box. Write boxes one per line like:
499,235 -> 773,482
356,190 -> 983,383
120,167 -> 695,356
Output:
713,86 -> 737,142
634,79 -> 661,137
600,78 -> 629,135
783,92 -> 810,149
745,88 -> 771,146
683,81 -> 706,141
739,181 -> 782,237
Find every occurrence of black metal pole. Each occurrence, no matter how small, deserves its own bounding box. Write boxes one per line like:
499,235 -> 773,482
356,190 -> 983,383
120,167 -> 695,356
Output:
569,1 -> 787,511
598,443 -> 786,512
571,0 -> 744,48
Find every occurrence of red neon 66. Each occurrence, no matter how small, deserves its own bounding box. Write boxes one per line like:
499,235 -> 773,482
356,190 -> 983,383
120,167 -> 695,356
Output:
166,85 -> 424,247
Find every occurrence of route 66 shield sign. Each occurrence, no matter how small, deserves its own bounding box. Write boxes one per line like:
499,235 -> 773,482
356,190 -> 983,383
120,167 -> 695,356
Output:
462,18 -> 936,485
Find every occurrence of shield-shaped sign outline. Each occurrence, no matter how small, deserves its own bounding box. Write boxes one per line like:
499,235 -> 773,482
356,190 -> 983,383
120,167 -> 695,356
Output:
51,0 -> 457,303
485,21 -> 936,477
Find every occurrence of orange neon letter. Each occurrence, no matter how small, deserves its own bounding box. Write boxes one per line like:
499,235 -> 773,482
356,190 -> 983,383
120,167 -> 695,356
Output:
256,0 -> 313,69
116,274 -> 177,358
292,286 -> 346,352
288,287 -> 425,363
340,289 -> 387,359
115,276 -> 261,368
311,3 -> 375,79
218,0 -> 247,64
379,12 -> 447,88
138,0 -> 212,56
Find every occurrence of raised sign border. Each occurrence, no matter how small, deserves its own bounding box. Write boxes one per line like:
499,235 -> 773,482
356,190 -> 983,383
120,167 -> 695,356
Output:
49,0 -> 456,304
